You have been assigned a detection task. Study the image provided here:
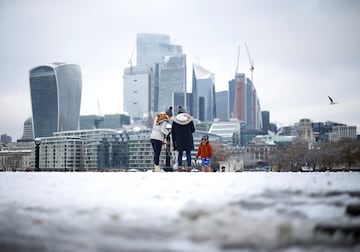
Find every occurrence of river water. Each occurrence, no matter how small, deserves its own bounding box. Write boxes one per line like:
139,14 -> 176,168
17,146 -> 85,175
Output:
0,172 -> 359,252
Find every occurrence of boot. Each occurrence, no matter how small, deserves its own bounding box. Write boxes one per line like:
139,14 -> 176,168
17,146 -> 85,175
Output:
154,165 -> 161,172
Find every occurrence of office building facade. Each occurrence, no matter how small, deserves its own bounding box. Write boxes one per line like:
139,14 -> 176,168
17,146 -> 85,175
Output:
233,73 -> 246,122
245,78 -> 262,130
209,121 -> 240,146
228,79 -> 236,118
29,63 -> 82,138
135,33 -> 184,113
215,90 -> 229,120
329,125 -> 357,141
261,111 -> 270,134
229,74 -> 262,130
123,66 -> 152,120
173,92 -> 193,115
137,33 -> 171,67
33,129 -> 129,171
158,54 -> 187,112
21,117 -> 34,141
80,115 -> 104,130
192,64 -> 215,121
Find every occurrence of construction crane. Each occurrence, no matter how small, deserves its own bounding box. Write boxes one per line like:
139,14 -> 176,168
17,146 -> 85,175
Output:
245,42 -> 254,83
245,42 -> 256,128
235,45 -> 240,75
128,47 -> 135,75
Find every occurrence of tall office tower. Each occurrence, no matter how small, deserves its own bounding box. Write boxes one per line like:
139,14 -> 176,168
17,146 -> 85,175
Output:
245,78 -> 262,129
136,33 -> 183,112
137,33 -> 170,67
173,92 -> 193,115
261,111 -> 270,133
255,96 -> 263,129
228,79 -> 236,118
198,96 -> 205,121
245,78 -> 255,129
158,54 -> 187,112
123,66 -> 152,121
136,33 -> 182,67
29,63 -> 82,138
230,75 -> 262,129
215,91 -> 229,120
233,73 -> 246,122
192,64 -> 215,121
297,119 -> 315,143
153,63 -> 160,112
21,117 -> 34,141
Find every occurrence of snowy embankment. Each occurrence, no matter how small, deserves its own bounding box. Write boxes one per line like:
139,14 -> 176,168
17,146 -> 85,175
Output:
0,172 -> 360,252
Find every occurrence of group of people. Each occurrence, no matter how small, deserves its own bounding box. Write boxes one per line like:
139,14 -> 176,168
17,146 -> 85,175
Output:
150,105 -> 213,172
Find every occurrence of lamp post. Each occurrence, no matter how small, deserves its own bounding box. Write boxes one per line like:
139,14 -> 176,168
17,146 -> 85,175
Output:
34,138 -> 41,172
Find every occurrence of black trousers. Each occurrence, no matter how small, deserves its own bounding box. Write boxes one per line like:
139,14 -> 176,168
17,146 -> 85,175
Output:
150,139 -> 162,165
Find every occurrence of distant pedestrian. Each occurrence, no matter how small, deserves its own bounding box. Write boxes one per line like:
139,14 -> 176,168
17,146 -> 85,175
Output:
221,166 -> 226,172
196,134 -> 213,172
165,106 -> 173,118
171,106 -> 195,171
150,111 -> 171,172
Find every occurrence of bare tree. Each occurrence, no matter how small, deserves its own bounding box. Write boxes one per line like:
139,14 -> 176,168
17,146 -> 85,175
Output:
336,138 -> 360,169
211,142 -> 229,169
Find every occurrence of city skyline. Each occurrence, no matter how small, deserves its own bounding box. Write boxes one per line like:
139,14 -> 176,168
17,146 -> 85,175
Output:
1,0 -> 360,140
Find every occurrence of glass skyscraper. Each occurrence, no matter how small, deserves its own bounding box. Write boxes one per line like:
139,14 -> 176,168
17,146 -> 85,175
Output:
29,63 -> 82,138
135,33 -> 184,113
245,78 -> 262,130
173,92 -> 193,115
215,90 -> 229,120
228,79 -> 236,118
137,33 -> 170,67
192,64 -> 215,121
158,54 -> 187,112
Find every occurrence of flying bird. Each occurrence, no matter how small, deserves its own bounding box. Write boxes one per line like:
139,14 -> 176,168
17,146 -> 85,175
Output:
328,96 -> 337,105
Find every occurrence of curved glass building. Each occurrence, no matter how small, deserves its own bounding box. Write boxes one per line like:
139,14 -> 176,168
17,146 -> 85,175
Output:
29,63 -> 82,138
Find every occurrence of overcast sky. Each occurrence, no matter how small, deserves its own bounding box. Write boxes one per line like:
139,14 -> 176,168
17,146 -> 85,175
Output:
1,0 -> 359,140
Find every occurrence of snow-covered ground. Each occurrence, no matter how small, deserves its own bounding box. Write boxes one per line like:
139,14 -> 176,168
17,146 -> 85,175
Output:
0,172 -> 360,252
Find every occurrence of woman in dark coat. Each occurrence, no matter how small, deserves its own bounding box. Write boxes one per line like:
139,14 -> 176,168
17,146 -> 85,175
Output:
171,106 -> 195,170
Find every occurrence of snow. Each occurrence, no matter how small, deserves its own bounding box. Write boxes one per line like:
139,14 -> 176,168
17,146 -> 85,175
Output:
0,172 -> 360,252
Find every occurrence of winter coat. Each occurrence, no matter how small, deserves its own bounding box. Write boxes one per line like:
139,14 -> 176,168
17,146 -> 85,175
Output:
171,112 -> 195,151
150,114 -> 170,141
196,143 -> 213,159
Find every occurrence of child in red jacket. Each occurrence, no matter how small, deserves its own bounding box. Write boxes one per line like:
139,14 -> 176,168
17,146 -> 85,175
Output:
196,135 -> 213,172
